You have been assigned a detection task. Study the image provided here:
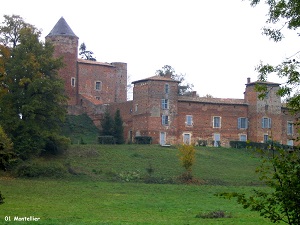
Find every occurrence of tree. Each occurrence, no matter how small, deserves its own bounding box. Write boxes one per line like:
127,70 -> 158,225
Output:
217,2 -> 300,223
101,109 -> 114,136
0,125 -> 16,171
156,65 -> 194,95
178,144 -> 196,181
113,109 -> 124,144
246,0 -> 300,114
79,42 -> 96,61
0,14 -> 35,48
0,15 -> 68,159
219,146 -> 300,225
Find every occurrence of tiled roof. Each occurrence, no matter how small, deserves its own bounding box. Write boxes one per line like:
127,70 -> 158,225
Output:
132,75 -> 180,84
246,80 -> 280,87
77,59 -> 114,67
178,96 -> 247,105
46,17 -> 77,37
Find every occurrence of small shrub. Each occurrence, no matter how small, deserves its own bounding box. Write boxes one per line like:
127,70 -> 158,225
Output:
134,136 -> 152,144
195,210 -> 232,219
98,136 -> 115,144
145,162 -> 154,176
197,140 -> 207,146
44,135 -> 71,155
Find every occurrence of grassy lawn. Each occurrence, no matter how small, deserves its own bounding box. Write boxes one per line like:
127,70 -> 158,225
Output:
0,145 -> 277,224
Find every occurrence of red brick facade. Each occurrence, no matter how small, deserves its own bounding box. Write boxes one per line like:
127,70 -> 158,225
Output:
46,18 -> 298,147
46,17 -> 127,107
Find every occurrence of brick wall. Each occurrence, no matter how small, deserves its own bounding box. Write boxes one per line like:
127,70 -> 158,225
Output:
177,100 -> 248,146
46,35 -> 78,105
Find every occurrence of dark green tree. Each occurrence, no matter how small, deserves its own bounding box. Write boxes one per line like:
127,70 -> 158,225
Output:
79,42 -> 96,61
101,109 -> 114,136
0,15 -> 68,159
245,0 -> 300,114
218,146 -> 300,225
0,125 -> 16,171
217,2 -> 300,224
113,109 -> 124,144
155,65 -> 194,95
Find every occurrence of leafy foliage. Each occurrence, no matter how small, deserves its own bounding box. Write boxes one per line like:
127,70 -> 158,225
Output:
134,136 -> 152,144
178,144 -> 195,177
218,147 -> 300,224
246,1 -> 300,114
101,109 -> 124,144
101,110 -> 114,136
155,65 -> 194,95
0,14 -> 36,48
0,15 -> 68,159
79,42 -> 96,61
113,109 -> 124,144
0,125 -> 17,171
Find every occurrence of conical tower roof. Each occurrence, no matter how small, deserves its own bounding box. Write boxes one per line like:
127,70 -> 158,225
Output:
46,17 -> 77,37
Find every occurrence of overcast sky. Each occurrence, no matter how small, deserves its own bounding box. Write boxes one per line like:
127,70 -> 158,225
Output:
1,0 -> 298,99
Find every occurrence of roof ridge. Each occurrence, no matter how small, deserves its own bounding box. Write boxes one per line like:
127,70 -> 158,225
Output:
46,17 -> 77,37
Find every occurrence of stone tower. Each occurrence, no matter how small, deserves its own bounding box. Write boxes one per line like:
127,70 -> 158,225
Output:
132,76 -> 180,144
244,78 -> 282,143
45,17 -> 79,105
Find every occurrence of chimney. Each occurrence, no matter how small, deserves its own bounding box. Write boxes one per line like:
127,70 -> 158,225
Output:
247,77 -> 251,84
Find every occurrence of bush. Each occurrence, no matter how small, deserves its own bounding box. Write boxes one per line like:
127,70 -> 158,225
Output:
98,136 -> 115,144
229,141 -> 248,149
229,140 -> 295,151
195,210 -> 232,219
197,140 -> 207,146
15,161 -> 68,178
134,136 -> 152,144
0,125 -> 17,171
44,135 -> 70,155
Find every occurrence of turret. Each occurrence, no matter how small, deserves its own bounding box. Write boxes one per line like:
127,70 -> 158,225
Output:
46,17 -> 79,105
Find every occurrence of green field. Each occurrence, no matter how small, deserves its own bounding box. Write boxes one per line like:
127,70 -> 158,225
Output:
0,144 -> 277,224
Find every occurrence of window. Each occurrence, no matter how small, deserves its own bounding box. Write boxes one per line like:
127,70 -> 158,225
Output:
186,115 -> 193,126
162,115 -> 169,126
71,77 -> 76,87
95,81 -> 102,90
238,117 -> 248,129
239,134 -> 247,142
161,99 -> 169,109
213,116 -> 221,128
165,84 -> 169,94
287,121 -> 293,135
135,104 -> 138,112
264,134 -> 269,143
95,96 -> 100,100
262,117 -> 272,129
